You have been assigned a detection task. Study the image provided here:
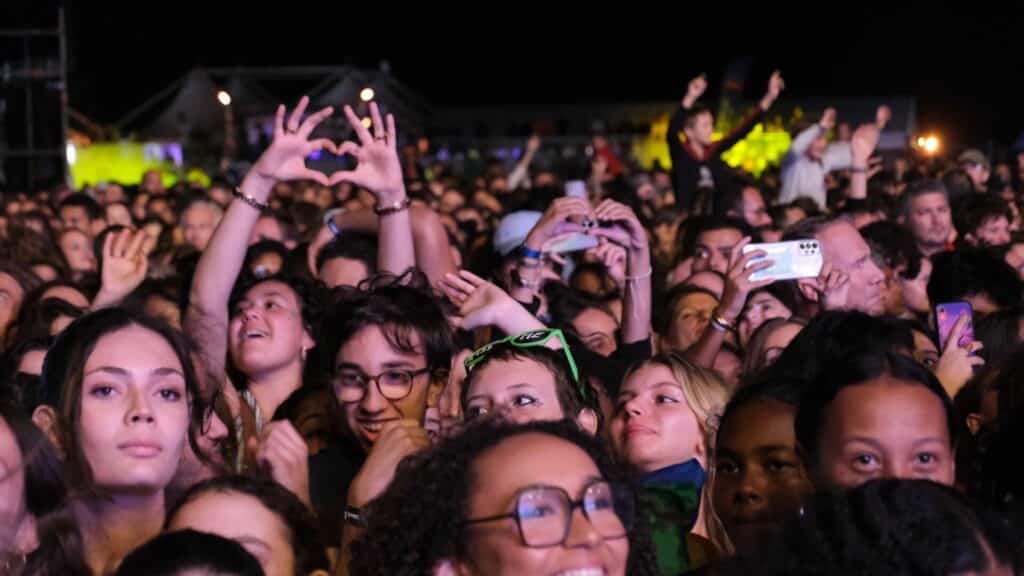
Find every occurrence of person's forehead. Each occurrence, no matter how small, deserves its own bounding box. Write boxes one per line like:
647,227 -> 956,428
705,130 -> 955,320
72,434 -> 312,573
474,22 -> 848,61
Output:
750,292 -> 780,305
244,280 -> 299,303
61,230 -> 88,243
323,255 -> 368,271
338,324 -> 424,363
819,222 -> 867,252
185,203 -> 217,218
719,399 -> 796,449
912,330 -> 938,353
574,307 -> 617,328
471,357 -> 558,397
173,491 -> 289,540
680,292 -> 718,309
624,364 -> 679,389
258,217 -> 283,230
698,228 -> 742,246
829,379 -> 947,434
911,193 -> 949,210
980,215 -> 1010,227
87,324 -> 180,368
469,433 -> 601,506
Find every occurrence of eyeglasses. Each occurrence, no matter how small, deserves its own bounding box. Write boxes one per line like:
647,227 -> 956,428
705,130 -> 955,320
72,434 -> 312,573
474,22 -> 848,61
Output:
463,328 -> 583,396
462,480 -> 633,548
331,367 -> 432,403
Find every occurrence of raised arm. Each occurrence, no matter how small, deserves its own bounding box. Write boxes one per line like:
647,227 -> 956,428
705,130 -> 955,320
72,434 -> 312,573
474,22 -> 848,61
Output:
312,204 -> 457,287
507,134 -> 541,191
593,200 -> 652,345
329,102 -> 414,277
685,237 -> 772,368
186,97 -> 335,390
788,107 -> 835,159
667,74 -> 707,158
847,123 -> 881,200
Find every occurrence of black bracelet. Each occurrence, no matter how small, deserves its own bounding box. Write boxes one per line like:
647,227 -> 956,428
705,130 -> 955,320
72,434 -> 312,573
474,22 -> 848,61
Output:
233,187 -> 270,211
344,505 -> 367,528
849,167 -> 868,174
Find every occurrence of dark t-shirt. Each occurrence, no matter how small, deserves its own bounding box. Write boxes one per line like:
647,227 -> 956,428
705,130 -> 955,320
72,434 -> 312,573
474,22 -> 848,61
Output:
308,436 -> 365,547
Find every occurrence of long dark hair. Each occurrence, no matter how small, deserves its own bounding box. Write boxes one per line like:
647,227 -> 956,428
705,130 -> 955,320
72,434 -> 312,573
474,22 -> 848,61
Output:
795,351 -> 959,468
0,401 -> 88,576
349,419 -> 659,575
39,307 -> 206,491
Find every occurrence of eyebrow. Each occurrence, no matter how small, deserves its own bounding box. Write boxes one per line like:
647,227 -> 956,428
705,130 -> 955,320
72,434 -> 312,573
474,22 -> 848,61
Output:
911,437 -> 948,448
754,445 -> 796,454
83,366 -> 184,378
336,360 -> 420,371
621,381 -> 681,397
839,436 -> 884,450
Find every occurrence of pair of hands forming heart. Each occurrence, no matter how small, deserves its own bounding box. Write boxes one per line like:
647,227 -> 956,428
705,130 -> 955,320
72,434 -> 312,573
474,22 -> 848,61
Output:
248,95 -> 405,204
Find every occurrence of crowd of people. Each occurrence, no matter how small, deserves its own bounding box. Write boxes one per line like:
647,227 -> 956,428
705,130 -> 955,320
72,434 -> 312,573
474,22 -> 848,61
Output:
1,70 -> 1023,575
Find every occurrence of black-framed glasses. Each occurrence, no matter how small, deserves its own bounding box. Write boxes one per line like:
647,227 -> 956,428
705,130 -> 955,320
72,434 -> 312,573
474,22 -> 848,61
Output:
331,367 -> 431,403
462,480 -> 633,548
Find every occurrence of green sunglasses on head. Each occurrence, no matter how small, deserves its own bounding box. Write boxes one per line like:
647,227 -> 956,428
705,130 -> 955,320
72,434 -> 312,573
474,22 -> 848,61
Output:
464,328 -> 585,399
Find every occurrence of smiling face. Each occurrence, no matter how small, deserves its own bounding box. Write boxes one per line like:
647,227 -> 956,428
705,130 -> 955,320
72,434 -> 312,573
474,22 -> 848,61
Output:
458,433 -> 629,576
228,281 -> 313,379
334,325 -> 437,452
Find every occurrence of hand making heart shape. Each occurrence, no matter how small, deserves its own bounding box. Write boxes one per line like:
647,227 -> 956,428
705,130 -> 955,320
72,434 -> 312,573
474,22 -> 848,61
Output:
249,95 -> 406,205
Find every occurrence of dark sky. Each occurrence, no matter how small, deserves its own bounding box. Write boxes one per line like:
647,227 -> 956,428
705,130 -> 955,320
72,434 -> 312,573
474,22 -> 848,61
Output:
7,2 -> 1024,153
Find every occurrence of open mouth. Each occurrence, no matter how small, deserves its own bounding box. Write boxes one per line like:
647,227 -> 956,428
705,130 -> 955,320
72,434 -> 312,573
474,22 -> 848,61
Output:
241,329 -> 269,341
552,568 -> 606,576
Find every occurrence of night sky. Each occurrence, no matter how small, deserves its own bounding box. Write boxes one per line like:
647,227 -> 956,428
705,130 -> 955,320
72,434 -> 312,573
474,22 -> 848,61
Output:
6,1 -> 1024,153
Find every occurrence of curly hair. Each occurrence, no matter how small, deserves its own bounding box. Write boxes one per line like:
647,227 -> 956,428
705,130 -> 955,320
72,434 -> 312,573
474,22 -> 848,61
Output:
348,419 -> 659,576
718,479 -> 1023,575
318,270 -> 454,378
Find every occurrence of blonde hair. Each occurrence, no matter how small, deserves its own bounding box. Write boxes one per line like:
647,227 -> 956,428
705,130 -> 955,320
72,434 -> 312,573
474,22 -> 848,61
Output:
624,351 -> 735,555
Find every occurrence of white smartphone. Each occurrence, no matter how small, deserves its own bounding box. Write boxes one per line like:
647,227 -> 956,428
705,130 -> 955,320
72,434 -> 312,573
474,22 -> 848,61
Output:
564,180 -> 587,199
742,240 -> 823,281
547,233 -> 599,254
